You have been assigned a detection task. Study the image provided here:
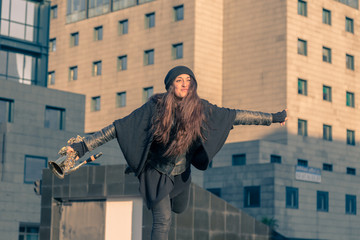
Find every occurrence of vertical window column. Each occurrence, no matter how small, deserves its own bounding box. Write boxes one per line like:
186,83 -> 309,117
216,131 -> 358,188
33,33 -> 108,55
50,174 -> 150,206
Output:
91,96 -> 101,112
0,98 -> 14,123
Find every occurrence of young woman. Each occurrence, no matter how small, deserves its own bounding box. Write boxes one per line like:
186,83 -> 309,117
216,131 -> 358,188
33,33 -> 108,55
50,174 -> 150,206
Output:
68,66 -> 287,240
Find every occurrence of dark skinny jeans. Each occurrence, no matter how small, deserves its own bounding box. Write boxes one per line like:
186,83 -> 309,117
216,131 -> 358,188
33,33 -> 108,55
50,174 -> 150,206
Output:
151,185 -> 190,240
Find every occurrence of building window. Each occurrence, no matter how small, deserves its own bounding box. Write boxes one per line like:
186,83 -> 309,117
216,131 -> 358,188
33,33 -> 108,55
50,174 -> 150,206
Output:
116,92 -> 126,108
347,167 -> 356,175
0,98 -> 14,123
49,38 -> 56,52
91,96 -> 101,112
323,85 -> 332,102
88,0 -> 110,18
232,154 -> 246,166
94,26 -> 103,41
270,154 -> 282,164
113,0 -> 136,11
143,87 -> 153,102
118,19 -> 128,35
323,163 -> 333,171
347,129 -> 355,145
317,191 -> 329,212
286,187 -> 299,209
298,0 -> 307,16
69,66 -> 78,81
323,47 -> 332,63
298,119 -> 307,136
19,223 -> 40,239
0,0 -> 40,42
45,106 -> 65,130
346,92 -> 355,107
298,78 -> 307,95
66,0 -> 86,23
117,55 -> 127,71
207,188 -> 221,198
48,71 -> 55,85
346,54 -> 355,70
244,186 -> 260,208
323,124 -> 332,141
345,17 -> 354,33
92,61 -> 102,76
335,0 -> 358,8
70,32 -> 79,47
0,50 -> 37,85
346,195 -> 356,215
145,12 -> 155,28
297,39 -> 307,56
322,9 -> 331,25
51,5 -> 58,19
297,159 -> 308,167
174,5 -> 184,21
24,155 -> 47,183
144,49 -> 154,65
172,43 -> 183,59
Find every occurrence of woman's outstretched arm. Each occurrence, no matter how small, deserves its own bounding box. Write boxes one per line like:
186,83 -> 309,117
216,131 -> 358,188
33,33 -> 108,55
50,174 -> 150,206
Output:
233,109 -> 287,126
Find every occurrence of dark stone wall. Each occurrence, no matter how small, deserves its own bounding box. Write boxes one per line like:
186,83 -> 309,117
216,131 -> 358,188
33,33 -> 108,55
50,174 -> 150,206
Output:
40,164 -> 277,240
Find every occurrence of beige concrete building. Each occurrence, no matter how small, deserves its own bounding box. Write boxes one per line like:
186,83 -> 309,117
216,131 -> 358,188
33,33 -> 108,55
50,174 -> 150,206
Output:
48,0 -> 360,239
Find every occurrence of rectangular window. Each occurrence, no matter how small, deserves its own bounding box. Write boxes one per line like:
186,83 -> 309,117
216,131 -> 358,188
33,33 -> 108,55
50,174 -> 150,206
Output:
270,154 -> 282,164
346,92 -> 355,107
286,187 -> 299,209
44,106 -> 65,130
335,0 -> 358,9
346,195 -> 356,215
113,0 -> 137,11
117,55 -> 127,71
24,155 -> 47,183
66,0 -> 86,24
0,98 -> 14,123
143,86 -> 153,103
244,186 -> 261,208
297,159 -> 308,167
323,47 -> 332,63
323,163 -> 333,172
232,154 -> 246,166
322,9 -> 331,25
298,0 -> 307,16
347,167 -> 356,175
92,61 -> 102,76
70,32 -> 79,47
88,0 -> 110,18
116,92 -> 126,108
48,71 -> 55,85
297,39 -> 307,56
49,38 -> 56,52
172,43 -> 183,59
94,26 -> 103,41
298,119 -> 307,136
346,17 -> 354,33
19,223 -> 40,239
298,78 -> 307,95
118,19 -> 128,35
91,96 -> 101,112
346,54 -> 355,70
144,49 -> 154,65
207,188 -> 221,198
323,124 -> 332,141
323,85 -> 332,102
51,5 -> 58,19
317,191 -> 329,212
347,129 -> 355,145
174,5 -> 184,21
145,12 -> 155,28
69,66 -> 78,81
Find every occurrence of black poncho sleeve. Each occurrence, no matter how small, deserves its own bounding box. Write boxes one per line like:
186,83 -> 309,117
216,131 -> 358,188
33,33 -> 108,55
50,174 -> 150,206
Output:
191,100 -> 236,170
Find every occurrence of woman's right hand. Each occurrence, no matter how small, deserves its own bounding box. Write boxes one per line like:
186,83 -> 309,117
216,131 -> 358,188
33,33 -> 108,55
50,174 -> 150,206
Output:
67,146 -> 79,161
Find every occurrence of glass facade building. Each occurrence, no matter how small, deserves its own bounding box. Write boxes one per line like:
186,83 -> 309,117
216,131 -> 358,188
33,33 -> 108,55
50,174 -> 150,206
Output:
0,0 -> 50,86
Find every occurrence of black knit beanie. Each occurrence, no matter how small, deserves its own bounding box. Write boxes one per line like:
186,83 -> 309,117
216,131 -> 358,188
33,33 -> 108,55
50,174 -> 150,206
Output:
164,66 -> 197,90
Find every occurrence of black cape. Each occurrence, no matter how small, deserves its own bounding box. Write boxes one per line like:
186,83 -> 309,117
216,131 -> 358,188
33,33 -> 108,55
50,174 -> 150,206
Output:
113,98 -> 236,176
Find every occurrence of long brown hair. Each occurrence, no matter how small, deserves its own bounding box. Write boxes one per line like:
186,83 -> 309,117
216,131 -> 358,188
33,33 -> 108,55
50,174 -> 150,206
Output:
151,77 -> 205,156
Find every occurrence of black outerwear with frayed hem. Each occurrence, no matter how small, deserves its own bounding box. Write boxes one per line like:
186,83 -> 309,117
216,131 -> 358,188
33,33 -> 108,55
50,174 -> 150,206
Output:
112,98 -> 236,177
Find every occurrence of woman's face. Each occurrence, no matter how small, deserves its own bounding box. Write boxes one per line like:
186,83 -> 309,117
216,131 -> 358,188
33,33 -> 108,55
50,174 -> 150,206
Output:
173,74 -> 191,99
